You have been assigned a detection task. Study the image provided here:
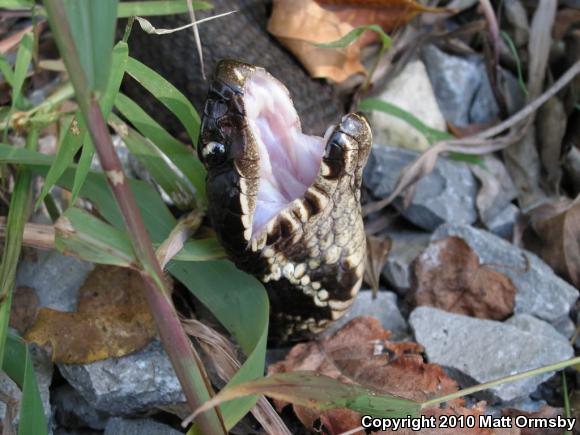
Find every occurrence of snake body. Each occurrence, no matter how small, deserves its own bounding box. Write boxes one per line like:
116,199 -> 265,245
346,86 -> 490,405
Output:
198,61 -> 372,342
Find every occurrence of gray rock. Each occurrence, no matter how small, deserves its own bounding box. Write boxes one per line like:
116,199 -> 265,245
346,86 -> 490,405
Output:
364,146 -> 478,230
52,385 -> 110,430
59,341 -> 184,415
380,229 -> 430,289
322,290 -> 408,339
421,45 -> 499,126
484,203 -> 519,239
506,314 -> 569,344
104,417 -> 182,435
410,307 -> 574,402
432,224 -> 578,326
16,250 -> 94,312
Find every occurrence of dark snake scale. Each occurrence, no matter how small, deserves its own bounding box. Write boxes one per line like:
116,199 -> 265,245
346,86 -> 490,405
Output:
198,60 -> 372,342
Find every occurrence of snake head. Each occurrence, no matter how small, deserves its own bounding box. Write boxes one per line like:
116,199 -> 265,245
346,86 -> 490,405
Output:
198,59 -> 372,253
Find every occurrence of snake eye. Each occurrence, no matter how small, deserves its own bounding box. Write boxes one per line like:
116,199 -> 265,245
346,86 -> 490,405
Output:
324,132 -> 348,161
201,141 -> 228,167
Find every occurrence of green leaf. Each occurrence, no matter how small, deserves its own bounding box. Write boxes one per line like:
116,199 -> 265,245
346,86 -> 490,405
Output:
10,32 -> 33,111
3,334 -> 48,435
34,114 -> 85,209
0,54 -> 15,87
55,207 -> 137,267
191,371 -> 420,422
315,24 -> 391,50
62,0 -> 118,94
117,0 -> 212,17
114,92 -> 206,205
169,261 -> 269,430
172,239 -> 225,262
0,143 -> 55,166
125,57 -> 201,144
0,0 -> 34,8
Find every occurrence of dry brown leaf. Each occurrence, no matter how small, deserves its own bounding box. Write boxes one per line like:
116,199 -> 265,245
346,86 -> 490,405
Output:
411,237 -> 516,320
364,234 -> 392,297
9,286 -> 39,335
267,0 -> 366,82
269,316 -> 462,433
25,266 -> 157,364
524,198 -> 580,287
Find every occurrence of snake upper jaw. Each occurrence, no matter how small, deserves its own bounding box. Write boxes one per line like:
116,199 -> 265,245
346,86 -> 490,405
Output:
199,60 -> 372,249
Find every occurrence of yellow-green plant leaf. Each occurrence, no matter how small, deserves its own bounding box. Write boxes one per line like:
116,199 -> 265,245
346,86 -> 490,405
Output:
191,371 -> 420,422
3,334 -> 48,435
125,56 -> 201,144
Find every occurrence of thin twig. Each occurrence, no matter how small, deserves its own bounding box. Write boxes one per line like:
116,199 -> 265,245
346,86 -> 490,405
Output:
187,0 -> 206,80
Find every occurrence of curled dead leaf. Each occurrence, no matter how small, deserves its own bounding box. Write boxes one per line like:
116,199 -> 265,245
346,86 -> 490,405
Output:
410,237 -> 516,320
25,266 -> 158,364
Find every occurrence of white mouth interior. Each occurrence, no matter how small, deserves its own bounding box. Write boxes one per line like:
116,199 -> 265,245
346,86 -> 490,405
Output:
244,71 -> 325,235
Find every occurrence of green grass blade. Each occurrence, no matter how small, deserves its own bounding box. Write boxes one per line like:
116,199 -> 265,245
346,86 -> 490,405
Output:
11,32 -> 33,111
315,24 -> 391,50
117,0 -> 212,17
125,56 -> 201,144
3,334 -> 48,435
0,54 -> 15,87
62,0 -> 118,94
358,98 -> 482,164
359,97 -> 452,143
55,207 -> 137,267
0,143 -> 55,166
1,0 -> 35,7
34,115 -> 85,208
114,92 -> 206,204
0,130 -> 37,374
500,31 -> 528,97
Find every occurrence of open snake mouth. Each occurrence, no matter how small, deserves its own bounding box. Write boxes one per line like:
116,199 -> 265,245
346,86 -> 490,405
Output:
243,71 -> 327,234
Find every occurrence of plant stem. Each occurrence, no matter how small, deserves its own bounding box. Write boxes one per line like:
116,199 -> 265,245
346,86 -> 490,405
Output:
421,356 -> 580,409
42,1 -> 226,433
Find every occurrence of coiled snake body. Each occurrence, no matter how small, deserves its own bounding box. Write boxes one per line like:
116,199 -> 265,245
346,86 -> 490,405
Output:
198,61 -> 372,342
